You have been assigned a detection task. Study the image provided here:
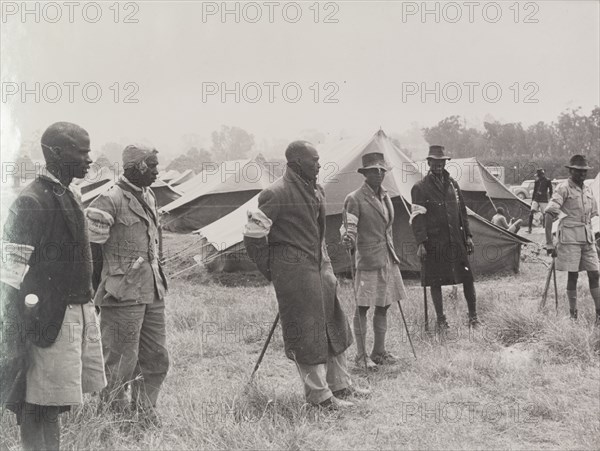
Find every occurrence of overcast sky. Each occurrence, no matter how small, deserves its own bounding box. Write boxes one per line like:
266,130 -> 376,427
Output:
1,0 -> 599,160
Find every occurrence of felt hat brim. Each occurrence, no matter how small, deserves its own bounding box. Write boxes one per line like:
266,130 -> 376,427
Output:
426,155 -> 451,160
358,163 -> 391,173
565,164 -> 592,170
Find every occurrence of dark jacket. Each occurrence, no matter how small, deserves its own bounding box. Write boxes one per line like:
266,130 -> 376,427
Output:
532,176 -> 552,203
341,183 -> 400,270
244,169 -> 352,365
410,170 -> 474,286
1,176 -> 92,411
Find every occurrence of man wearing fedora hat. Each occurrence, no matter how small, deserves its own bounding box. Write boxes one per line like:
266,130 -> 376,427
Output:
544,155 -> 599,322
340,152 -> 407,368
410,145 -> 479,329
528,168 -> 552,233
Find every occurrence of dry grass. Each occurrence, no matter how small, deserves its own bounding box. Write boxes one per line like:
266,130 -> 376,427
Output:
2,232 -> 599,450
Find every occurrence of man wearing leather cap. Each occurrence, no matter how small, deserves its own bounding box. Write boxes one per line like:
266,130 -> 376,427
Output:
86,144 -> 169,426
340,152 -> 407,368
544,155 -> 599,322
410,145 -> 479,329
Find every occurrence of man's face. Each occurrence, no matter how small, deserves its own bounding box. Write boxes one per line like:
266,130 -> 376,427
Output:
59,132 -> 92,179
428,158 -> 446,175
138,154 -> 159,187
363,168 -> 386,188
297,145 -> 320,180
569,168 -> 587,185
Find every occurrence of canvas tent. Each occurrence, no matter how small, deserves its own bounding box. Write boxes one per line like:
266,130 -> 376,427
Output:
170,169 -> 194,187
159,170 -> 181,183
160,155 -> 275,233
415,158 -> 531,222
151,179 -> 182,208
195,130 -> 529,275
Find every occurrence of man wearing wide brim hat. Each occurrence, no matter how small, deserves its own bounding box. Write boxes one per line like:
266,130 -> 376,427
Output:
545,155 -> 599,323
528,168 -> 553,233
341,152 -> 407,368
409,145 -> 480,329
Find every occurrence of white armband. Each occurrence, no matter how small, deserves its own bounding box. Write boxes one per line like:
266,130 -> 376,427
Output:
244,208 -> 273,239
85,207 -> 115,244
0,242 -> 35,289
409,204 -> 427,225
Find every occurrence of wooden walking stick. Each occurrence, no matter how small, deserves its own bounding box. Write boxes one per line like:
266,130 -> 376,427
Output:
421,258 -> 429,332
395,297 -> 417,359
552,257 -> 559,314
249,313 -> 279,383
539,259 -> 554,310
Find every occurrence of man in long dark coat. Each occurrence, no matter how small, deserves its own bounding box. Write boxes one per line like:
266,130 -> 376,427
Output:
243,141 -> 367,409
410,145 -> 480,329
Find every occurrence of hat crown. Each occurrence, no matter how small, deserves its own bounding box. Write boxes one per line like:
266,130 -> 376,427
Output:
568,155 -> 588,167
426,145 -> 450,160
360,152 -> 387,169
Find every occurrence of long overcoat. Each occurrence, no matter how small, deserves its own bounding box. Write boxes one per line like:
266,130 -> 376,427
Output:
244,169 -> 353,365
410,171 -> 474,286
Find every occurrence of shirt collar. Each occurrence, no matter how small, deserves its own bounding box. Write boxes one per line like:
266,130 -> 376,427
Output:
567,178 -> 584,192
363,181 -> 387,199
40,169 -> 72,192
120,175 -> 145,193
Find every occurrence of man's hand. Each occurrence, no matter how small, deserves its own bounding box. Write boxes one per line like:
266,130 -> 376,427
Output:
417,243 -> 427,260
342,234 -> 355,249
466,236 -> 475,255
546,244 -> 557,258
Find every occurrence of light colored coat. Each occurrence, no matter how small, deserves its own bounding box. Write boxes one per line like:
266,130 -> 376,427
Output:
86,181 -> 167,306
341,183 -> 400,271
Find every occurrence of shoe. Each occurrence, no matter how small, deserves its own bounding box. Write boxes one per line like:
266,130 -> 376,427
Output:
570,309 -> 578,320
370,351 -> 399,365
317,396 -> 355,410
527,228 -> 532,234
436,317 -> 449,331
332,386 -> 371,400
468,314 -> 481,328
354,355 -> 378,370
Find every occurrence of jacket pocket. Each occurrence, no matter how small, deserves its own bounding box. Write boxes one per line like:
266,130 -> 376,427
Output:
104,257 -> 145,301
559,224 -> 587,244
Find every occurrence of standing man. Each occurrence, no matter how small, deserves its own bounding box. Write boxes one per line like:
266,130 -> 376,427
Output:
1,122 -> 106,450
340,152 -> 407,368
544,155 -> 599,322
528,168 -> 553,233
243,141 -> 368,409
410,145 -> 479,329
85,145 -> 169,426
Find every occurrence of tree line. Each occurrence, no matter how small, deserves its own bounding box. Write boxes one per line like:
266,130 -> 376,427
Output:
422,107 -> 599,184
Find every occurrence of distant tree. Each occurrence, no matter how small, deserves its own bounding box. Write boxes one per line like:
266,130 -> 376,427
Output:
92,153 -> 112,168
299,129 -> 327,146
100,142 -> 123,167
210,125 -> 254,161
166,147 -> 213,173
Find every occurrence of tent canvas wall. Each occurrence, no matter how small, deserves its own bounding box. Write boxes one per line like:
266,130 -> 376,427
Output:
160,156 -> 275,233
414,158 -> 531,222
195,131 -> 529,275
151,179 -> 182,208
170,169 -> 194,187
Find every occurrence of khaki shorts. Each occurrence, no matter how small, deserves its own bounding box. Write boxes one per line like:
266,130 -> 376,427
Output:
26,302 -> 106,406
556,242 -> 600,272
531,201 -> 548,213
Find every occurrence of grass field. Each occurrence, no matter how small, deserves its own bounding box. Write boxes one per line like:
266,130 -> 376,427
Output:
1,231 -> 599,450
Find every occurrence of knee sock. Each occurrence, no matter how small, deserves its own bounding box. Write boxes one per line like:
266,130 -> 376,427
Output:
353,307 -> 368,358
372,306 -> 389,356
528,212 -> 534,230
463,281 -> 477,318
566,289 -> 577,315
590,287 -> 600,312
430,286 -> 445,321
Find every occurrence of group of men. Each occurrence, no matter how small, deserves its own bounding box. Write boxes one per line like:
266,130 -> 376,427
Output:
1,123 -> 599,449
1,122 -> 169,450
